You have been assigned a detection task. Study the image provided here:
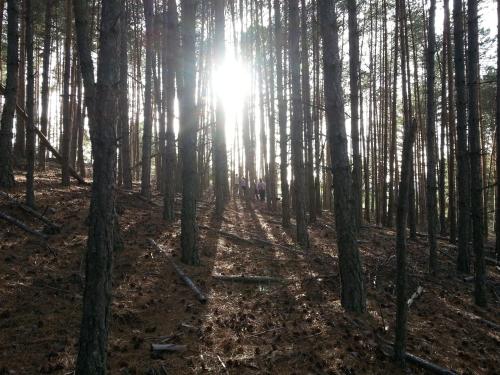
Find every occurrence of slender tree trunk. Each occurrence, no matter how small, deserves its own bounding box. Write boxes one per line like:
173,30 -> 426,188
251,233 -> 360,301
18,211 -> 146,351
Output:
37,0 -> 53,170
0,0 -> 18,188
119,5 -> 132,190
300,0 -> 315,223
347,0 -> 362,229
163,0 -> 179,221
394,0 -> 416,363
453,0 -> 471,273
445,0 -> 456,244
180,0 -> 198,265
319,0 -> 365,313
439,50 -> 447,235
14,0 -> 25,162
75,0 -> 121,373
394,117 -> 417,364
267,0 -> 277,212
426,0 -> 438,273
25,0 -> 34,207
466,0 -> 486,306
141,0 -> 154,198
387,18 -> 398,228
496,0 -> 500,260
214,0 -> 228,218
289,0 -> 309,248
275,0 -> 290,226
61,0 -> 72,186
76,75 -> 85,178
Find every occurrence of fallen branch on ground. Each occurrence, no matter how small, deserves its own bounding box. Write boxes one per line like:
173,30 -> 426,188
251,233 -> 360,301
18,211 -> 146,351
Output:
212,274 -> 283,283
151,343 -> 187,352
0,210 -> 48,241
376,335 -> 457,375
148,239 -> 207,303
0,191 -> 61,233
407,286 -> 424,308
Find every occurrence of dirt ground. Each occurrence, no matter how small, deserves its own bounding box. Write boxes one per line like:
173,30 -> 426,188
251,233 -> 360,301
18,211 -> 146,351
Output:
0,169 -> 498,374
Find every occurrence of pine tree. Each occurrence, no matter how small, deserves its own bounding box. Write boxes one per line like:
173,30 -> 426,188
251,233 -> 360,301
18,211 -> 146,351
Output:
0,0 -> 19,188
319,0 -> 365,313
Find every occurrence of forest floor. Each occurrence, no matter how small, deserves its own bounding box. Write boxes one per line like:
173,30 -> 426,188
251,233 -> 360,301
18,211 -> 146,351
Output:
0,169 -> 499,375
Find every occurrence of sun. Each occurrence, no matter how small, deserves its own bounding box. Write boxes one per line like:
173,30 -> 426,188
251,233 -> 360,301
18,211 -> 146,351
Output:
212,55 -> 251,126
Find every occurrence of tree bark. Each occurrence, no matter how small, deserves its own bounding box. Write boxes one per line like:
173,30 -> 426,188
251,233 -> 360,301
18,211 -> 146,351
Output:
61,0 -> 73,186
214,0 -> 228,218
119,4 -> 132,190
141,0 -> 154,198
179,0 -> 199,265
466,0 -> 487,307
453,0 -> 471,273
496,0 -> 500,260
347,0 -> 362,230
289,0 -> 309,248
75,0 -> 121,373
394,113 -> 418,364
37,0 -> 53,170
444,0 -> 456,244
300,0 -> 316,223
163,0 -> 179,221
319,0 -> 365,313
274,0 -> 290,227
0,0 -> 18,188
425,0 -> 438,273
25,0 -> 34,207
14,0 -> 25,162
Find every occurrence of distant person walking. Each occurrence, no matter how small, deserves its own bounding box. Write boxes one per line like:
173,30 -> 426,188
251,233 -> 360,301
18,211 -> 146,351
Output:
257,178 -> 266,201
239,177 -> 248,198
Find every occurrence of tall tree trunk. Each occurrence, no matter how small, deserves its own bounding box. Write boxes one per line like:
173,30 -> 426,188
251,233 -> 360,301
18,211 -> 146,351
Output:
214,0 -> 228,218
387,17 -> 398,228
180,0 -> 198,265
119,4 -> 132,190
163,0 -> 179,221
0,0 -> 18,188
300,0 -> 316,223
37,0 -> 53,170
444,0 -> 456,244
14,0 -> 25,162
267,0 -> 277,212
289,0 -> 309,248
393,0 -> 417,362
319,0 -> 365,313
347,0 -> 362,229
25,0 -> 34,207
453,0 -> 470,273
394,117 -> 417,364
496,0 -> 500,260
141,0 -> 154,198
274,0 -> 290,226
75,0 -> 121,373
61,0 -> 72,186
466,0 -> 486,307
76,73 -> 85,178
425,0 -> 438,273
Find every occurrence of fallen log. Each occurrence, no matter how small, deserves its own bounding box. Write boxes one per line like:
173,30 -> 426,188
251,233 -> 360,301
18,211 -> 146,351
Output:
212,274 -> 283,284
151,343 -> 187,352
148,239 -> 207,303
0,210 -> 48,241
407,286 -> 424,308
404,352 -> 457,375
376,335 -> 457,375
0,191 -> 61,233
